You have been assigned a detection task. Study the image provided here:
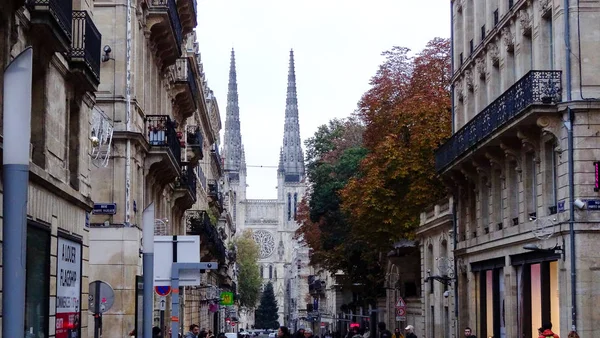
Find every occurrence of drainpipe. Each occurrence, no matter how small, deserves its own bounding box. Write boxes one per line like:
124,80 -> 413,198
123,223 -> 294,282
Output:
125,0 -> 132,226
563,0 -> 577,332
452,195 -> 458,328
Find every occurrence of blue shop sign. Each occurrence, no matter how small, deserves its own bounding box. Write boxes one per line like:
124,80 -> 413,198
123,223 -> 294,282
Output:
93,203 -> 117,215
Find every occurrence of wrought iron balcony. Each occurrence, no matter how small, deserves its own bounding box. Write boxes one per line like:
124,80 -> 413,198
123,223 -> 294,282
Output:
70,11 -> 102,91
169,58 -> 198,119
435,70 -> 562,172
177,162 -> 197,201
146,0 -> 183,68
146,115 -> 181,167
186,210 -> 226,262
208,179 -> 224,212
186,125 -> 204,160
27,0 -> 73,52
211,143 -> 222,173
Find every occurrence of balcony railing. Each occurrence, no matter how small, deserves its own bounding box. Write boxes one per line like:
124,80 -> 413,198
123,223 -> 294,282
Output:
188,61 -> 199,107
197,165 -> 207,190
186,125 -> 204,159
167,0 -> 183,52
27,0 -> 73,50
435,70 -> 562,172
149,0 -> 183,52
186,210 -> 226,261
211,144 -> 222,172
146,115 -> 181,167
71,11 -> 102,85
179,163 -> 197,200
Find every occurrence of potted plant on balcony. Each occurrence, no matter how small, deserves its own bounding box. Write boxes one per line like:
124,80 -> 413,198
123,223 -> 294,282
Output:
148,121 -> 166,145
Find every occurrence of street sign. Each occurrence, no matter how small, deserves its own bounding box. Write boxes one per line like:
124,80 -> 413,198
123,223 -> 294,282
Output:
396,316 -> 406,321
89,280 -> 115,314
395,297 -> 406,308
396,308 -> 406,316
154,236 -> 202,286
220,291 -> 234,306
155,286 -> 171,296
159,296 -> 166,311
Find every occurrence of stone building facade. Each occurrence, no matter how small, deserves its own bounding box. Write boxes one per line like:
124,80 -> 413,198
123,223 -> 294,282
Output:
223,49 -> 309,328
86,0 -> 236,336
0,0 -> 102,336
430,0 -> 600,337
415,198 -> 455,338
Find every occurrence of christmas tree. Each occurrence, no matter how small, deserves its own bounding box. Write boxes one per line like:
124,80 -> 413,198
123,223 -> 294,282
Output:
254,282 -> 279,329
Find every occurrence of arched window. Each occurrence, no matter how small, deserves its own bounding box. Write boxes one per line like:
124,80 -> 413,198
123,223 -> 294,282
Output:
274,267 -> 278,280
260,265 -> 264,278
269,265 -> 273,279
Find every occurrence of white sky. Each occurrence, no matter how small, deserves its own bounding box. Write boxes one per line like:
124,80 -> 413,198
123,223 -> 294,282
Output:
196,0 -> 450,199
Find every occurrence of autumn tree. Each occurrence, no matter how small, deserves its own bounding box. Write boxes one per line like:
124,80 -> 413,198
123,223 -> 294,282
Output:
341,37 -> 452,249
235,229 -> 261,310
296,117 -> 380,292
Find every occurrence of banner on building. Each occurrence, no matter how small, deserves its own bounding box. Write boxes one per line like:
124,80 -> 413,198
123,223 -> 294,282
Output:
56,237 -> 82,338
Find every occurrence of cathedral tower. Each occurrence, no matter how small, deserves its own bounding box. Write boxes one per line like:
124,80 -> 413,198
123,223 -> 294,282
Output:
222,49 -> 247,227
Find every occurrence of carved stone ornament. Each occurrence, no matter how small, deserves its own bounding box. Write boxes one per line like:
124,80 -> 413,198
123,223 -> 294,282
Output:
465,69 -> 474,91
488,42 -> 500,66
475,57 -> 486,79
519,9 -> 532,36
455,79 -> 464,102
540,0 -> 552,18
502,27 -> 515,52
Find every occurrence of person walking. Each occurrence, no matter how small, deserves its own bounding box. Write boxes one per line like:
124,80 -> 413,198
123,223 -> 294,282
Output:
185,324 -> 201,338
403,326 -> 417,338
539,322 -> 559,338
464,327 -> 476,338
377,322 -> 392,338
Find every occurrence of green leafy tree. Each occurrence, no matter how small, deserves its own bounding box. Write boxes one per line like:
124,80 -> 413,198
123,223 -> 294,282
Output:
235,230 -> 261,309
254,282 -> 279,329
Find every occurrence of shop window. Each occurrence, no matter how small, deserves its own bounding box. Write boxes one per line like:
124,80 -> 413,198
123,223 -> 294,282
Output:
525,152 -> 537,219
25,224 -> 50,337
478,268 -> 505,338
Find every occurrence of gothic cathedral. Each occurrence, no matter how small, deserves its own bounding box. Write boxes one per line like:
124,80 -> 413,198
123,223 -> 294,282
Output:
222,49 -> 307,326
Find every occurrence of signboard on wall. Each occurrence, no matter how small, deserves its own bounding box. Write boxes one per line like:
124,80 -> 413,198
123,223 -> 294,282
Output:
56,237 -> 82,338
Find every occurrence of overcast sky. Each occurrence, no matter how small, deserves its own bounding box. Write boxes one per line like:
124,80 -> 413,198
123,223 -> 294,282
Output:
196,0 -> 450,199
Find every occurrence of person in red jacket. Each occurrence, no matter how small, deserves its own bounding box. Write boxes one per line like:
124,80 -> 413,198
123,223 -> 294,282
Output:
539,322 -> 559,338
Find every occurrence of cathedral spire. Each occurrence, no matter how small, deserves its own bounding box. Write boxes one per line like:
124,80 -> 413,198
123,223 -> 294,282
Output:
280,49 -> 305,182
223,49 -> 243,173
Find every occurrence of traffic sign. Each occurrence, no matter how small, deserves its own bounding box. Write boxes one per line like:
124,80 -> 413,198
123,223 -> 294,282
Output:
155,285 -> 171,296
396,308 -> 406,316
159,296 -> 166,311
395,316 -> 406,322
395,297 -> 406,308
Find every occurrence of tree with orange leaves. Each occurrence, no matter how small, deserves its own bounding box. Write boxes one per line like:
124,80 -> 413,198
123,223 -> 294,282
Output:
341,37 -> 452,252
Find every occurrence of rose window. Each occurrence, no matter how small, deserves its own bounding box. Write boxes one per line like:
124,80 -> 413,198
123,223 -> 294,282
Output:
253,230 -> 275,259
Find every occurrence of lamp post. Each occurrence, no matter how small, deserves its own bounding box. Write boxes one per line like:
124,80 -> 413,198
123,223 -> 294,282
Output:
142,203 -> 156,338
2,46 -> 33,338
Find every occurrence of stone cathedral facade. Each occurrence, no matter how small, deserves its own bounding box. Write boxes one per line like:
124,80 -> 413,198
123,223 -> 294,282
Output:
222,49 -> 308,326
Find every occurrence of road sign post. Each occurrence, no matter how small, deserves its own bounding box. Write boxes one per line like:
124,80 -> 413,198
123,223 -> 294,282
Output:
170,262 -> 218,336
395,297 -> 406,322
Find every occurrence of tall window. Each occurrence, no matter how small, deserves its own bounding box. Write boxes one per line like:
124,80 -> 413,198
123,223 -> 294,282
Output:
25,224 -> 50,337
525,152 -> 537,218
260,265 -> 264,278
293,193 -> 298,220
269,265 -> 273,280
545,142 -> 559,215
287,193 -> 292,221
508,160 -> 519,225
492,169 -> 503,229
480,177 -> 490,232
469,181 -> 477,238
473,260 -> 505,338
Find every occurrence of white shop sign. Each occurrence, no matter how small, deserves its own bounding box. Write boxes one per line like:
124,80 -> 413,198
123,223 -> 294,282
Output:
56,237 -> 82,338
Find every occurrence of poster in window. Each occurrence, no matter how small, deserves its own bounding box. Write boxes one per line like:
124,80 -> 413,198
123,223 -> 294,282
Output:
56,237 -> 81,338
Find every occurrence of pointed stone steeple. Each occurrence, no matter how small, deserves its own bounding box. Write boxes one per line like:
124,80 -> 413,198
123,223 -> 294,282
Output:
280,50 -> 305,182
223,49 -> 243,173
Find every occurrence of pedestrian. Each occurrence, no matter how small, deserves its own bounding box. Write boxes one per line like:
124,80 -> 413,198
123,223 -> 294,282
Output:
153,326 -> 163,338
539,322 -> 559,338
377,322 -> 392,338
392,328 -> 403,338
464,327 -> 476,338
185,324 -> 201,338
279,326 -> 291,338
403,326 -> 417,338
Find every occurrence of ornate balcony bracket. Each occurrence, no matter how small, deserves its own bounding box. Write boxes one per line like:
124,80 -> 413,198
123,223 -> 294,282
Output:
27,0 -> 73,52
145,0 -> 183,69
